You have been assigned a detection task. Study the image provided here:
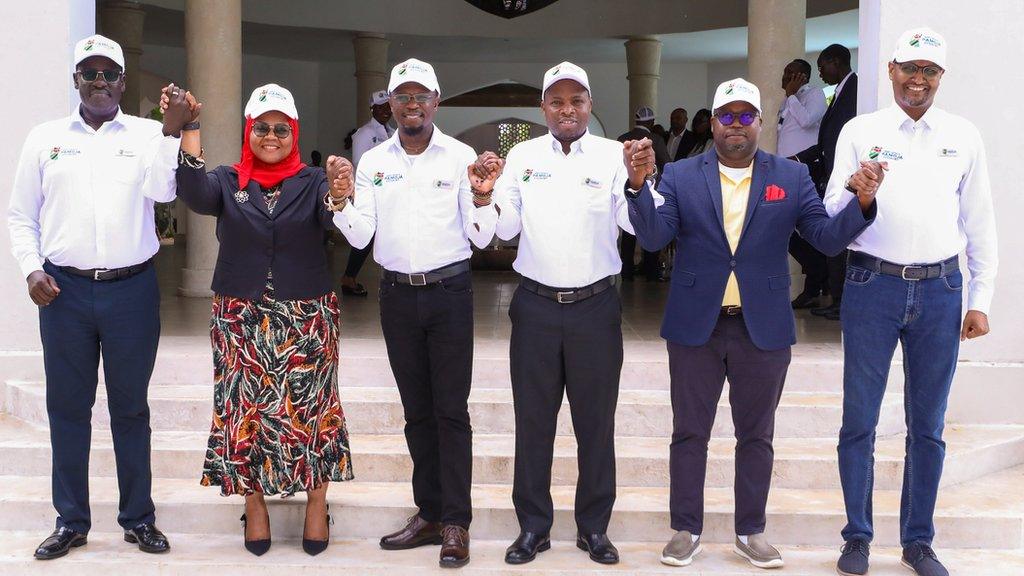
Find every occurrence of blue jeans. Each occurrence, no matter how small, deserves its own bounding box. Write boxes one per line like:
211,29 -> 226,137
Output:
837,260 -> 962,547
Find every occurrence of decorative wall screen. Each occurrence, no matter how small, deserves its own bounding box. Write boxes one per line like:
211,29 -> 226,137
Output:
498,122 -> 531,157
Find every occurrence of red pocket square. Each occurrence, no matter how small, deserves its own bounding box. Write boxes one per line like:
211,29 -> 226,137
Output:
765,184 -> 787,202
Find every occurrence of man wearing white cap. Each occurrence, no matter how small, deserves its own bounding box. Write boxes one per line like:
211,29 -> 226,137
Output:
8,34 -> 192,559
625,78 -> 876,569
829,28 -> 997,576
329,58 -> 497,568
340,89 -> 395,297
617,105 -> 671,282
477,61 -> 660,566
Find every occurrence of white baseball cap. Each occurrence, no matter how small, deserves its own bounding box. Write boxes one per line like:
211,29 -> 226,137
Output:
542,61 -> 591,97
634,105 -> 655,122
73,34 -> 125,70
712,78 -> 761,113
370,90 -> 389,106
244,83 -> 299,120
388,59 -> 440,96
892,27 -> 947,70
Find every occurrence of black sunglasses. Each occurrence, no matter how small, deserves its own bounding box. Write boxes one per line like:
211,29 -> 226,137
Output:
714,111 -> 759,126
252,121 -> 292,138
895,61 -> 943,79
77,69 -> 122,83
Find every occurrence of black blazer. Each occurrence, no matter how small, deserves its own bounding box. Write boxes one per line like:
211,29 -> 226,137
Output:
176,164 -> 336,300
796,72 -> 858,188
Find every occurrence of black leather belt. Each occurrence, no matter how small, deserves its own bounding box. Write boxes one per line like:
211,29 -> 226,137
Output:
520,276 -> 614,304
720,305 -> 742,316
382,260 -> 471,286
59,260 -> 151,281
849,251 -> 958,281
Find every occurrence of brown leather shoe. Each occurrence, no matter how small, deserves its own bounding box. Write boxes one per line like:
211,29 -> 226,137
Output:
439,525 -> 470,568
379,515 -> 442,550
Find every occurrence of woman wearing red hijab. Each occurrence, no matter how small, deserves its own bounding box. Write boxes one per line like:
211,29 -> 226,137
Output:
167,84 -> 355,557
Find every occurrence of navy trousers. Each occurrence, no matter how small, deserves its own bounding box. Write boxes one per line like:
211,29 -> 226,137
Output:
39,261 -> 160,533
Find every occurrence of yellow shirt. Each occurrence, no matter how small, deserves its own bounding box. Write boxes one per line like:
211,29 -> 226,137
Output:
719,162 -> 753,306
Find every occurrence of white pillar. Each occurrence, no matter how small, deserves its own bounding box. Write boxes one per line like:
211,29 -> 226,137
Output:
179,0 -> 241,297
98,0 -> 145,116
353,33 -> 388,127
747,0 -> 806,153
624,36 -> 662,129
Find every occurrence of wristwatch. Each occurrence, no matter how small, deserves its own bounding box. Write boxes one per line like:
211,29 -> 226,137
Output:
182,121 -> 200,131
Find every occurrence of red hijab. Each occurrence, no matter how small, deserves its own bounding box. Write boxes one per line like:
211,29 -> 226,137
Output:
233,115 -> 306,190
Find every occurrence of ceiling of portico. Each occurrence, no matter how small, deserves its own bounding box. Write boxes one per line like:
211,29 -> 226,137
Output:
138,0 -> 859,63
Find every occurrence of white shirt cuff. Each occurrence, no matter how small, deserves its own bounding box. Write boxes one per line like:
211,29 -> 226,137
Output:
967,287 -> 992,316
19,255 -> 44,279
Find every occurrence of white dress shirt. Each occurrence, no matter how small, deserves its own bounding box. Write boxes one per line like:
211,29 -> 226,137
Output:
8,109 -> 180,278
352,117 -> 393,168
667,130 -> 685,160
334,126 -> 497,274
824,104 -> 998,313
834,71 -> 854,102
494,131 -> 663,288
777,84 -> 826,157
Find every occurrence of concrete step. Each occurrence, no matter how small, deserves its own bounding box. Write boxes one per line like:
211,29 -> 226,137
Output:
0,533 -> 1020,575
0,337 -> 900,393
0,381 -> 906,439
1,466 -> 1022,548
2,414 -> 1022,491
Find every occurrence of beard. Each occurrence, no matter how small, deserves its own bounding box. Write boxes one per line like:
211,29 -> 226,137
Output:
400,124 -> 426,137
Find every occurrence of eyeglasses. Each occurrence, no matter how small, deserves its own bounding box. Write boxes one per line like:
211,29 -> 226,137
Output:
391,93 -> 435,105
713,111 -> 759,126
252,121 -> 292,138
895,61 -> 943,79
77,69 -> 122,83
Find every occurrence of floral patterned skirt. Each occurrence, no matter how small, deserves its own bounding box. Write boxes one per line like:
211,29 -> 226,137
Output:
200,282 -> 354,497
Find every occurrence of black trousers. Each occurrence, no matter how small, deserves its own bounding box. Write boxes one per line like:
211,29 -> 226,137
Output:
666,314 -> 790,535
509,283 -> 622,535
379,269 -> 474,527
620,232 -> 660,280
39,261 -> 160,534
828,250 -> 849,303
343,236 -> 374,279
788,232 -> 828,296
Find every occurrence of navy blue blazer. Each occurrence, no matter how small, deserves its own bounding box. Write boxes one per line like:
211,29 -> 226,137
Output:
176,164 -> 336,300
627,148 -> 874,351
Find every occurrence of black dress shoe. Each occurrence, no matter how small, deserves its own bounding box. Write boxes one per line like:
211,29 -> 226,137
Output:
124,523 -> 170,554
34,527 -> 87,560
576,533 -> 619,564
241,513 -> 271,556
824,307 -> 842,321
302,504 -> 332,556
792,291 -> 821,309
811,302 -> 840,317
504,532 -> 551,564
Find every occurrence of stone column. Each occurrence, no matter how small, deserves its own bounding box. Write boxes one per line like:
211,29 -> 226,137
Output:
747,0 -> 806,153
353,33 -> 389,126
624,36 -> 662,129
179,0 -> 241,297
99,0 -> 145,116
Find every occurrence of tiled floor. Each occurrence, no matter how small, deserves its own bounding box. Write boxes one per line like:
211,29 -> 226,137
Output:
154,241 -> 843,347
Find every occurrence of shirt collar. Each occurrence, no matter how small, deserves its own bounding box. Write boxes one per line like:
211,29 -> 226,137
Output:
547,130 -> 591,156
718,161 -> 753,184
387,124 -> 449,154
835,71 -> 854,96
69,106 -> 127,132
888,103 -> 942,131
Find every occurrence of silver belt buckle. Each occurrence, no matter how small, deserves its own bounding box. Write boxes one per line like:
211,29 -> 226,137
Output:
900,265 -> 921,281
408,273 -> 427,286
556,291 -> 575,304
93,269 -> 107,281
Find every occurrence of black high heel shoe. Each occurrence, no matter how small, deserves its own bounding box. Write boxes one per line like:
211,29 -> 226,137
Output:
302,503 -> 333,556
240,513 -> 272,556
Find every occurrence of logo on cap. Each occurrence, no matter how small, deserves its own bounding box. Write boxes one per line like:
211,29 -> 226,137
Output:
258,89 -> 268,102
551,66 -> 560,76
725,83 -> 735,95
84,39 -> 94,52
910,33 -> 942,48
398,64 -> 408,76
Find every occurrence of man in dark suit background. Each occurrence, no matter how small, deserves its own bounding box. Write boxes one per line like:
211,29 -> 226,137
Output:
795,43 -> 858,319
624,78 -> 875,569
618,105 -> 669,281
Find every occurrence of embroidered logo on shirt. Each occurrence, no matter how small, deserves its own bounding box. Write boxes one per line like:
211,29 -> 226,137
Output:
48,146 -> 81,160
373,172 -> 385,186
938,148 -> 959,157
115,148 -> 136,158
434,179 -> 453,189
522,169 -> 550,182
582,177 -> 603,188
867,146 -> 903,162
522,169 -> 533,182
